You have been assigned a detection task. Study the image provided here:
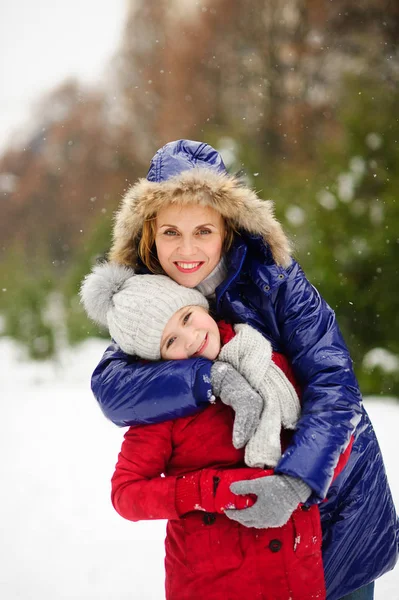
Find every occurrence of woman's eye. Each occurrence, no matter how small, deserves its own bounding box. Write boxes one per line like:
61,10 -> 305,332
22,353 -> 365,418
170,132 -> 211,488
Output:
164,230 -> 179,236
183,312 -> 192,325
198,229 -> 211,235
166,336 -> 176,349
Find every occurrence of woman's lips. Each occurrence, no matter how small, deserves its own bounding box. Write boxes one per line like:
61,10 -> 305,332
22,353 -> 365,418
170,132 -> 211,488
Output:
174,261 -> 204,273
193,333 -> 209,357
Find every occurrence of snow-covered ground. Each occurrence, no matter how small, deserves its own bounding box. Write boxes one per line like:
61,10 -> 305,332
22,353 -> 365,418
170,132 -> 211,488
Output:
1,338 -> 398,599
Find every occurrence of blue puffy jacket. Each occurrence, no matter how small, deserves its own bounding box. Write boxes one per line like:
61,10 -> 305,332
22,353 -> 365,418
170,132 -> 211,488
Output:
92,140 -> 399,599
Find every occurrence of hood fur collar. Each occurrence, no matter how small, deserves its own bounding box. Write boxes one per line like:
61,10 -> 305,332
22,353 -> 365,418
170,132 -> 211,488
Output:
109,168 -> 292,268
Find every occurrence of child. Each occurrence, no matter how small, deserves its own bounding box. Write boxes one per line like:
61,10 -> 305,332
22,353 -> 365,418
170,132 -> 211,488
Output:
80,261 -> 325,600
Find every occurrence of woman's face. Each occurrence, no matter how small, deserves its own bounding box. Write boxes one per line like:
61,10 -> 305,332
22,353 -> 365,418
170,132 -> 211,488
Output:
155,204 -> 225,287
160,305 -> 221,361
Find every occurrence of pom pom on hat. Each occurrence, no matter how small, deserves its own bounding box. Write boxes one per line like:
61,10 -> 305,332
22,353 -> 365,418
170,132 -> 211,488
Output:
80,263 -> 135,327
80,262 -> 209,360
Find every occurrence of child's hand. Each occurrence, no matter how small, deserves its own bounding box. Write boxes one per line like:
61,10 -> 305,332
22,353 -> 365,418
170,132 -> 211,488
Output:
206,468 -> 267,513
175,468 -> 269,516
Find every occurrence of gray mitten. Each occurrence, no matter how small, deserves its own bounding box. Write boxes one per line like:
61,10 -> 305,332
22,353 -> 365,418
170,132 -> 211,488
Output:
226,474 -> 311,529
211,361 -> 263,449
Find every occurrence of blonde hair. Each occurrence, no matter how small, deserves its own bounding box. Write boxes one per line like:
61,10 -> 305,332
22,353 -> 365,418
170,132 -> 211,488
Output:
138,212 -> 236,274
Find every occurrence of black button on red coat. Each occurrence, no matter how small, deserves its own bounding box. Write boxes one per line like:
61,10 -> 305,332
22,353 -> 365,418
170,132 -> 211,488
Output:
203,512 -> 216,525
268,539 -> 282,552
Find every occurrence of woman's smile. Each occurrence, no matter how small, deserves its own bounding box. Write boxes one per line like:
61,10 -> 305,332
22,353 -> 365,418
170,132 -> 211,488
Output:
174,261 -> 205,273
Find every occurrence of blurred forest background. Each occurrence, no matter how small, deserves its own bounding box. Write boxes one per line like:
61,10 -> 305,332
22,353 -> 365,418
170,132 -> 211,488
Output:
1,0 -> 398,396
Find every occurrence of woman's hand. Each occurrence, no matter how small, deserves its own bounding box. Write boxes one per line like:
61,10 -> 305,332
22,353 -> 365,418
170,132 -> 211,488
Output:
211,361 -> 263,448
225,474 -> 311,528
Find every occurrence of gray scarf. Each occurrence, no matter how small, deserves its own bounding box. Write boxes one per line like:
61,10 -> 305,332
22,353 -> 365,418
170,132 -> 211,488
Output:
219,324 -> 300,468
196,257 -> 227,299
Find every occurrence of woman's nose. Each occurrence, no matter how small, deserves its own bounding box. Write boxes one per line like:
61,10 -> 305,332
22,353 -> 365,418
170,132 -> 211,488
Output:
177,236 -> 196,255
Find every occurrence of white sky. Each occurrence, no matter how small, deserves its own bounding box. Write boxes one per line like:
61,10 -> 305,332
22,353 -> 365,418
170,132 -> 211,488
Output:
0,0 -> 127,152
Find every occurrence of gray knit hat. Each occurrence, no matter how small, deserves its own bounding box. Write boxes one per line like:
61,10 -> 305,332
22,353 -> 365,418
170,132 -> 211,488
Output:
80,262 -> 209,359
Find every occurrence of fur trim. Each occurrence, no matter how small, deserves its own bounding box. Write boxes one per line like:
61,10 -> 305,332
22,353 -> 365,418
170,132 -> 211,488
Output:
109,168 -> 292,268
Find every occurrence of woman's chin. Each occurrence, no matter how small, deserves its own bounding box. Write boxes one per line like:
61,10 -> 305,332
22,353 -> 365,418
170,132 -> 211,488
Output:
162,261 -> 217,287
170,270 -> 205,288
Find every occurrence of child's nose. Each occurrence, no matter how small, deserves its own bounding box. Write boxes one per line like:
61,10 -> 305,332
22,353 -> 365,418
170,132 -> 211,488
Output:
184,330 -> 198,351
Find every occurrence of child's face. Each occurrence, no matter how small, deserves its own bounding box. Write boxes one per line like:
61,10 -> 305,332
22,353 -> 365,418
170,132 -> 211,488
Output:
160,305 -> 221,361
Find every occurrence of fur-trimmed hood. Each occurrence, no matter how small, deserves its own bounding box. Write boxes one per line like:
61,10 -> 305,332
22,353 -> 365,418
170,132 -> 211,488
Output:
109,140 -> 293,268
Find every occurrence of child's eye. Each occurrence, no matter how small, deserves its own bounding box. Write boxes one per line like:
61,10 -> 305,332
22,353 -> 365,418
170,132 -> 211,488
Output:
183,312 -> 192,325
166,336 -> 176,349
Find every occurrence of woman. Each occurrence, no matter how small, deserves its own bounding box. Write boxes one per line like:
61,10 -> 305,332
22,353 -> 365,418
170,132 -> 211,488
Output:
91,139 -> 398,599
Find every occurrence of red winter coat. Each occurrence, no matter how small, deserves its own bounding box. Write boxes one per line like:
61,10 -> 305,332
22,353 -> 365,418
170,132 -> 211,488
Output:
112,405 -> 325,599
111,326 -> 326,600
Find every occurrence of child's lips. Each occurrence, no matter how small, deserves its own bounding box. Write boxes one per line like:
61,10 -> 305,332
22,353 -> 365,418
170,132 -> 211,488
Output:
193,334 -> 209,357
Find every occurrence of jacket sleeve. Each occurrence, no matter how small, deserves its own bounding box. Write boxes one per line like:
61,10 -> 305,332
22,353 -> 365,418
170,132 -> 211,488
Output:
272,261 -> 363,501
111,422 -> 180,521
111,424 -> 247,521
273,350 -> 354,487
91,343 -> 213,427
